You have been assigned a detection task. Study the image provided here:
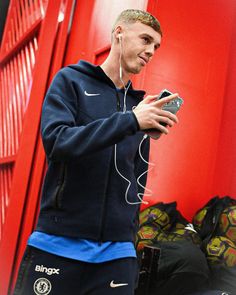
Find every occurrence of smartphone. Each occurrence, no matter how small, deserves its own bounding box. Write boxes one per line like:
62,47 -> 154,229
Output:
158,89 -> 184,115
144,89 -> 184,133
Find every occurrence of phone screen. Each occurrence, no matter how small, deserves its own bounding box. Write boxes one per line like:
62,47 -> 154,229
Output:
158,89 -> 184,115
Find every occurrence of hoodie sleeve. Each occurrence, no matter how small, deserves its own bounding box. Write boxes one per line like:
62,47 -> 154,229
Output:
41,69 -> 139,162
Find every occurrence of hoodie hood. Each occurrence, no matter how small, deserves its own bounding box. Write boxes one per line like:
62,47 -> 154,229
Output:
68,60 -> 146,100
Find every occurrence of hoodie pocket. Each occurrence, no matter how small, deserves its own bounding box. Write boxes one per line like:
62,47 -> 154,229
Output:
52,163 -> 67,209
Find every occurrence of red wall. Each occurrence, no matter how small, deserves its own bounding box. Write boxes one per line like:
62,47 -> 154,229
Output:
64,0 -> 148,64
141,0 -> 236,220
1,1 -> 236,293
65,0 -> 236,221
212,6 -> 236,197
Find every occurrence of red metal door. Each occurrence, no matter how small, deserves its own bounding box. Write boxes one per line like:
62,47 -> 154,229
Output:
212,7 -> 236,197
1,0 -> 236,294
142,0 -> 236,219
0,1 -> 148,294
0,1 -> 50,293
0,0 -> 75,294
65,0 -> 236,221
64,0 -> 148,65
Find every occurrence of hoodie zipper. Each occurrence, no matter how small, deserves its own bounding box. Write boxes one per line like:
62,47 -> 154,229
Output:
53,163 -> 66,209
98,90 -> 121,243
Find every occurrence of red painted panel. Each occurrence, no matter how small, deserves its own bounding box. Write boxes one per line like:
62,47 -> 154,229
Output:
63,0 -> 236,221
1,2 -> 235,294
212,6 -> 236,196
142,0 -> 236,220
0,1 -> 63,293
64,0 -> 148,65
9,1 -> 77,292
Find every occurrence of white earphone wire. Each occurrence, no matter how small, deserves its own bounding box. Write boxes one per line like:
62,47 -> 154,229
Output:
114,33 -> 153,205
114,135 -> 154,206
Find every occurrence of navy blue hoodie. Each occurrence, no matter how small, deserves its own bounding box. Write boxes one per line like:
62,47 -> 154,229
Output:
36,60 -> 150,242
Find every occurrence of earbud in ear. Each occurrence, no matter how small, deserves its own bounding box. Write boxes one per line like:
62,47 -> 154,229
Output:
118,34 -> 122,41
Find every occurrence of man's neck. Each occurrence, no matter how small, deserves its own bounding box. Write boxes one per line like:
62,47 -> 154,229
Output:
100,56 -> 131,89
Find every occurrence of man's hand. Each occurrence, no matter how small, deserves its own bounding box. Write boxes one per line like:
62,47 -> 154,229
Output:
133,93 -> 179,139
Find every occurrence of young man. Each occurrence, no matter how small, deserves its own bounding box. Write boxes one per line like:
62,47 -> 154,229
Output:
14,9 -> 179,295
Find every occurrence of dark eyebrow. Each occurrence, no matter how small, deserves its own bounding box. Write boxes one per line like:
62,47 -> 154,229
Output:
140,33 -> 153,40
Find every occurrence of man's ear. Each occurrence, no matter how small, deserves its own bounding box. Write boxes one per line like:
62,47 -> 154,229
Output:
114,25 -> 123,41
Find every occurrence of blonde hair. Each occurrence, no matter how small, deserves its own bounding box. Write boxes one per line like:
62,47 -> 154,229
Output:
112,9 -> 162,36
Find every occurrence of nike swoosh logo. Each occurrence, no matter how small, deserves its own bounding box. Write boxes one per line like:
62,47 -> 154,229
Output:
84,90 -> 100,96
110,280 -> 128,288
185,226 -> 197,233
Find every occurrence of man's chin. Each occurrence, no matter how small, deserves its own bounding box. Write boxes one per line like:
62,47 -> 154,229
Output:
125,64 -> 143,75
131,66 -> 143,74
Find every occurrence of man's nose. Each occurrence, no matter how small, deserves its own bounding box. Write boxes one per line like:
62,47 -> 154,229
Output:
145,44 -> 155,57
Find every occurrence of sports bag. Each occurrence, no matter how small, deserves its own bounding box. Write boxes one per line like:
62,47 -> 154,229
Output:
192,196 -> 236,295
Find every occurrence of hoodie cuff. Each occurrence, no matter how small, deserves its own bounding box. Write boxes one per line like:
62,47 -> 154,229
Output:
130,111 -> 140,131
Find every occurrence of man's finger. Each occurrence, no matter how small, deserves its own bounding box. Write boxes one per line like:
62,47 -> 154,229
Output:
142,95 -> 159,104
153,93 -> 179,107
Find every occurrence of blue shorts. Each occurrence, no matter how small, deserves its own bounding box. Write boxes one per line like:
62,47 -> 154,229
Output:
14,246 -> 139,295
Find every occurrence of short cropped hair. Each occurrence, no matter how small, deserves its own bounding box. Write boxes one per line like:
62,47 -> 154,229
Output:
112,9 -> 162,36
